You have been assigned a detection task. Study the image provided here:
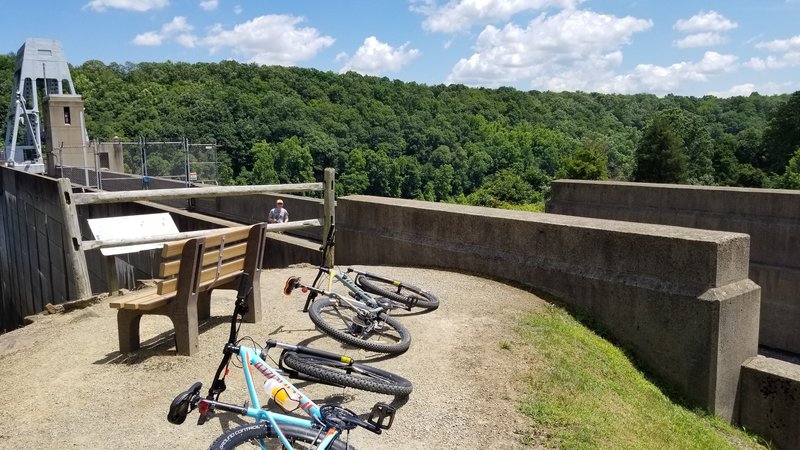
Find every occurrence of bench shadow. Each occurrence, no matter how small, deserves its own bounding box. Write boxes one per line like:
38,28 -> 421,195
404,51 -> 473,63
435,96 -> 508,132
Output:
93,315 -> 231,365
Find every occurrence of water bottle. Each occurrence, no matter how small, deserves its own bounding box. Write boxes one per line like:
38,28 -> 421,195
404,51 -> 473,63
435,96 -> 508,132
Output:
263,378 -> 295,411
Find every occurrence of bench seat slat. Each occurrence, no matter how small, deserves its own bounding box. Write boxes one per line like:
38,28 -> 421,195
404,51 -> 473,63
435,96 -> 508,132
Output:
109,286 -> 174,311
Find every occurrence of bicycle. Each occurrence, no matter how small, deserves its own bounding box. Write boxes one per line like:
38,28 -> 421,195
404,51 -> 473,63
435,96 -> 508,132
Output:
349,268 -> 439,312
168,274 -> 399,449
284,267 -> 412,355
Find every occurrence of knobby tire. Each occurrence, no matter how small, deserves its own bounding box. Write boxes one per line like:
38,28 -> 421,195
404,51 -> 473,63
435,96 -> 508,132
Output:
282,351 -> 413,396
209,422 -> 352,450
355,274 -> 439,311
308,297 -> 411,354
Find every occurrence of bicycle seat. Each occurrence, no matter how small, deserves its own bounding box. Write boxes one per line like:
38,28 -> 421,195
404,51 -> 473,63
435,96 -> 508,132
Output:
284,276 -> 301,295
167,381 -> 202,425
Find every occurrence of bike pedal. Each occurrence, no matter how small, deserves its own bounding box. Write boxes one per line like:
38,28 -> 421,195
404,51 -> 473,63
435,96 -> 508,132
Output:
368,402 -> 396,430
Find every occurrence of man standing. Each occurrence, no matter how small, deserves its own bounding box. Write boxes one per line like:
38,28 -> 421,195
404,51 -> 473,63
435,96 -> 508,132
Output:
268,199 -> 289,224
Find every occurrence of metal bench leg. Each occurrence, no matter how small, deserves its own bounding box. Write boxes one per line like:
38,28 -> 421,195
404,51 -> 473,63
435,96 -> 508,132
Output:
117,310 -> 142,354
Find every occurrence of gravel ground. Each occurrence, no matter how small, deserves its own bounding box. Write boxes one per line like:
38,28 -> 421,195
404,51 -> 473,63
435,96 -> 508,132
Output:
0,265 -> 546,449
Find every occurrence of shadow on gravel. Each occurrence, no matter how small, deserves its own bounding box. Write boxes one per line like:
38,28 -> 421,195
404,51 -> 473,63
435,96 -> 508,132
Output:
93,315 -> 230,364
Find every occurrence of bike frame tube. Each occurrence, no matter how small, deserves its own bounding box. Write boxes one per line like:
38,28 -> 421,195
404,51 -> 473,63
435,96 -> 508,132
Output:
347,268 -> 399,286
331,270 -> 388,314
236,346 -> 342,449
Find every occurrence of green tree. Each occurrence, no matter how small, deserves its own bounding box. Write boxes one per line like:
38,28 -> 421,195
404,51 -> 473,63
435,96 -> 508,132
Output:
733,164 -> 767,188
780,148 -> 800,189
338,149 -> 369,195
557,141 -> 609,180
250,137 -> 314,185
634,114 -> 688,183
763,91 -> 800,174
711,134 -> 738,186
466,169 -> 537,206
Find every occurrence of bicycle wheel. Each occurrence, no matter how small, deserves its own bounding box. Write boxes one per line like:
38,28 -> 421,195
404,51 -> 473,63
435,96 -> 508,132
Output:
209,422 -> 352,449
282,351 -> 413,396
308,297 -> 411,354
355,273 -> 439,311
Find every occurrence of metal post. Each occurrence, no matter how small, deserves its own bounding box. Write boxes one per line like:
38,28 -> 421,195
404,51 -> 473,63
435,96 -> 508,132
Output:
323,168 -> 335,267
80,109 -> 89,186
184,137 -> 190,188
93,140 -> 101,189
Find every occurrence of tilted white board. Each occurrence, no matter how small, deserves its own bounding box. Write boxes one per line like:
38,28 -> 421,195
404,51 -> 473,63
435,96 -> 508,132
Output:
87,213 -> 179,256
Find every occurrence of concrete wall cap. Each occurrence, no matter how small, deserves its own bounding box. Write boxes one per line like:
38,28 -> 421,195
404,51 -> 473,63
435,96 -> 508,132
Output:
743,356 -> 800,381
340,195 -> 750,244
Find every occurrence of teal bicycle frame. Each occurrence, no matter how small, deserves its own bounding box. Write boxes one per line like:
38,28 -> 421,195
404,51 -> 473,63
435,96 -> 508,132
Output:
168,273 -> 393,449
225,345 -> 340,449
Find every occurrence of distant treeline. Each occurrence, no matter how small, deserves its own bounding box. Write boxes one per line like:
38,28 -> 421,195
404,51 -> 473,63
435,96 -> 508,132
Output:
2,55 -> 799,209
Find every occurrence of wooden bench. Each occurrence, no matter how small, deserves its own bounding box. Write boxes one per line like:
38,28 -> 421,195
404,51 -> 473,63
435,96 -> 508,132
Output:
109,223 -> 267,355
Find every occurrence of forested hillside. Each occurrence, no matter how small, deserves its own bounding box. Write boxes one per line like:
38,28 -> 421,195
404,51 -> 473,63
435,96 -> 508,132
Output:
2,55 -> 799,208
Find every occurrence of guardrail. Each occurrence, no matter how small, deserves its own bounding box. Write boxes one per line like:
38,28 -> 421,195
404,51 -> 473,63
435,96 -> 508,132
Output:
60,168 -> 335,296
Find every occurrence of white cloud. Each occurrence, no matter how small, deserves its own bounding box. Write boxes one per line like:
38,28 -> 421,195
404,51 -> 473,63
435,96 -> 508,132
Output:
234,5 -> 242,14
746,52 -> 800,70
708,82 -> 794,97
163,16 -> 192,34
674,32 -> 725,49
599,51 -> 738,94
133,16 -> 194,47
707,83 -> 756,98
200,15 -> 335,65
446,9 -> 651,87
748,35 -> 800,71
755,35 -> 800,52
132,31 -> 162,46
85,0 -> 168,12
412,0 -> 583,33
176,34 -> 197,48
199,0 -> 218,11
674,10 -> 737,33
339,37 -> 420,75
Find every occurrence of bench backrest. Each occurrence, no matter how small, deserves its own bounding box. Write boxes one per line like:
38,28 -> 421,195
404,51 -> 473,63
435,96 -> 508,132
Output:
155,224 -> 267,296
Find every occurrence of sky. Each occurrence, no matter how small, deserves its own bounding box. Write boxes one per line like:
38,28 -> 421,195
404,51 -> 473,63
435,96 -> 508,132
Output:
1,0 -> 799,97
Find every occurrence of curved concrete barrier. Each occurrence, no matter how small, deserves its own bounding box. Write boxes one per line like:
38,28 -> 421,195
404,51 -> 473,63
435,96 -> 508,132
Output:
337,195 -> 760,422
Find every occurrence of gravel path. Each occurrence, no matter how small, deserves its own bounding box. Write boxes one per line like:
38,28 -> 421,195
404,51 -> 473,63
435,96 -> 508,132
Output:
0,265 -> 546,449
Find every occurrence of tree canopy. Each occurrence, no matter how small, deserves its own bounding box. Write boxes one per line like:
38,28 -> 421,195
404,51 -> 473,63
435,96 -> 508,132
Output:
0,55 -> 796,209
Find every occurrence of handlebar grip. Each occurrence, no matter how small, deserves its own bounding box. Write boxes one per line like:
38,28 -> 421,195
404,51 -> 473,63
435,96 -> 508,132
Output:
236,273 -> 250,299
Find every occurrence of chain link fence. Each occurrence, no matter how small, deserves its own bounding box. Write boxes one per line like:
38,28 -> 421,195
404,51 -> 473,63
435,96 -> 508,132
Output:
56,138 -> 219,188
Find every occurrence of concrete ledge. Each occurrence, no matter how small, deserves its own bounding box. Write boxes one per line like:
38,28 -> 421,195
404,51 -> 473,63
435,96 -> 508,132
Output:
337,195 -> 760,421
740,357 -> 800,449
263,233 -> 320,269
547,180 -> 800,355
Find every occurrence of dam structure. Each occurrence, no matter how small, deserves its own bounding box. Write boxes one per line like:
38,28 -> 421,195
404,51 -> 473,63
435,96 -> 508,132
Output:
0,39 -> 797,449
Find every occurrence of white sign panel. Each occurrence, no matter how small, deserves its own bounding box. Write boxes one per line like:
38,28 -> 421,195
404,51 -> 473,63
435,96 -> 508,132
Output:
87,213 -> 180,256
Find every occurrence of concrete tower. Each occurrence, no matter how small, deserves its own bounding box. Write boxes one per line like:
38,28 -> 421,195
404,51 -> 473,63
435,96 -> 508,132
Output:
3,38 -> 79,173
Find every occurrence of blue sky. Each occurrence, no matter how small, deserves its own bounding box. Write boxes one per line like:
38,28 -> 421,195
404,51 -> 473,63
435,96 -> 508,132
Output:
2,0 -> 799,97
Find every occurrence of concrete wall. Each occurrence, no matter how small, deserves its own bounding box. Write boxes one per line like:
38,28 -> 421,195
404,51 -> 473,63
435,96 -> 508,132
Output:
335,195 -> 760,422
193,193 -> 326,242
739,357 -> 800,449
546,180 -> 800,356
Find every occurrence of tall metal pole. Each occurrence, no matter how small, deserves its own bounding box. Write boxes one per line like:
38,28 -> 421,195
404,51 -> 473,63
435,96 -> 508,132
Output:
80,109 -> 89,186
323,168 -> 335,267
